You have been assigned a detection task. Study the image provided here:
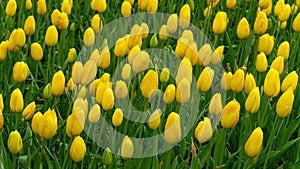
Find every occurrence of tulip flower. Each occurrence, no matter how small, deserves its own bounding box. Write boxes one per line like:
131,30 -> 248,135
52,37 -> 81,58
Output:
26,0 -> 32,10
10,88 -> 24,113
244,127 -> 263,157
31,112 -> 42,134
52,70 -> 65,96
7,130 -> 23,154
175,37 -> 189,58
176,57 -> 192,84
197,67 -> 214,92
70,136 -> 86,162
13,61 -> 30,83
30,43 -> 43,61
103,147 -> 113,166
141,23 -> 149,39
259,0 -> 270,9
159,25 -> 169,40
185,42 -> 198,66
166,14 -> 178,34
226,0 -> 236,9
81,60 -> 97,85
148,110 -> 161,130
12,28 -> 26,48
147,0 -> 158,13
245,87 -> 260,114
121,136 -> 134,159
281,71 -> 298,92
128,25 -> 143,49
68,48 -> 77,63
114,38 -> 128,57
293,13 -> 300,32
43,84 -> 52,99
212,11 -> 228,34
112,108 -> 123,127
262,0 -> 272,16
0,109 -> 3,129
203,6 -> 212,18
88,104 -> 101,123
22,101 -> 36,120
83,27 -> 95,46
195,117 -> 213,143
270,56 -> 284,75
258,34 -> 274,55
72,62 -> 83,84
122,64 -> 131,81
132,51 -> 150,73
91,14 -> 102,32
7,30 -> 20,52
220,99 -> 240,128
66,110 -> 85,137
38,109 -> 58,139
198,44 -> 212,66
276,88 -> 294,118
278,21 -> 287,29
0,41 -> 7,62
91,0 -> 107,12
67,78 -> 76,91
211,45 -> 224,64
164,112 -> 181,144
179,4 -> 191,29
176,78 -> 191,104
254,11 -> 268,35
297,0 -> 300,8
278,4 -> 291,22
115,80 -> 128,99
127,45 -> 140,64
6,0 -> 17,17
237,17 -> 250,39
209,93 -> 223,116
102,88 -> 114,111
244,73 -> 257,95
96,80 -> 112,105
181,30 -> 194,44
0,94 -> 4,110
140,70 -> 158,99
164,84 -> 176,104
231,69 -> 245,93
277,41 -> 290,61
160,68 -> 170,83
121,1 -> 132,17
255,52 -> 268,72
45,25 -> 58,46
221,72 -> 233,91
264,68 -> 280,98
24,16 -> 35,36
37,0 -> 47,15
61,0 -> 71,15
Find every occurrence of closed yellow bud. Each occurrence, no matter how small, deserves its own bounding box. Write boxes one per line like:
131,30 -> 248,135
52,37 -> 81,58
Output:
0,41 -> 8,62
256,52 -> 268,72
73,97 -> 88,119
102,147 -> 113,166
244,127 -> 263,157
140,70 -> 158,99
164,84 -> 176,104
22,101 -> 36,120
277,41 -> 290,61
176,57 -> 192,85
127,45 -> 140,64
83,27 -> 95,46
66,107 -> 85,137
132,51 -> 150,73
121,136 -> 134,159
70,136 -> 86,162
112,108 -> 123,127
259,0 -> 270,9
245,87 -> 260,114
99,46 -> 110,69
276,88 -> 294,118
278,4 -> 291,22
102,88 -> 114,111
237,17 -> 250,39
72,62 -> 83,84
0,94 -> 4,110
122,64 -> 131,81
51,70 -> 65,96
37,0 -> 47,15
270,56 -> 284,75
244,73 -> 256,94
114,38 -> 128,57
212,11 -> 228,34
160,68 -> 170,83
281,71 -> 298,92
262,0 -> 272,16
198,44 -> 212,66
128,25 -> 143,49
126,0 -> 134,5
14,28 -> 26,47
231,69 -> 245,93
275,0 -> 285,16
97,0 -> 107,13
146,0 -> 158,13
0,109 -> 3,129
209,93 -> 223,116
179,4 -> 191,29
43,84 -> 52,99
38,109 -> 57,139
185,42 -> 198,66
293,13 -> 300,32
138,0 -> 149,10
67,78 -> 76,91
220,99 -> 240,128
31,112 -> 42,134
8,130 -> 23,154
6,0 -> 17,17
45,25 -> 58,46
30,43 -> 43,61
211,45 -> 224,64
68,48 -> 77,63
96,81 -> 112,105
203,6 -> 212,18
175,37 -> 189,58
148,110 -> 161,130
81,60 -> 97,85
61,0 -> 71,15
221,72 -> 232,91
13,61 -> 30,83
166,14 -> 178,34
115,80 -> 128,99
297,0 -> 300,8
264,68 -> 280,98
258,34 -> 274,55
254,11 -> 268,35
91,14 -> 102,32
121,1 -> 131,17
164,112 -> 181,144
58,12 -> 69,30
51,9 -> 61,27
197,67 -> 214,92
77,86 -> 87,98
195,117 -> 212,143
24,16 -> 35,36
26,0 -> 32,10
226,0 -> 236,9
8,30 -> 20,52
141,23 -> 149,39
176,78 -> 191,104
88,104 -> 101,123
159,24 -> 169,40
182,29 -> 195,46
211,0 -> 220,7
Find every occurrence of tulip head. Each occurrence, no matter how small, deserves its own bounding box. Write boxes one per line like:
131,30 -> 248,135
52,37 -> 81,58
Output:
276,88 -> 294,118
209,93 -> 223,116
237,17 -> 250,39
212,11 -> 228,34
26,0 -> 32,10
45,25 -> 58,46
179,4 -> 191,29
244,127 -> 263,157
22,101 -> 36,120
8,130 -> 23,154
102,147 -> 113,166
255,52 -> 268,72
263,68 -> 280,98
148,109 -> 161,130
0,41 -> 8,62
112,108 -> 123,127
102,88 -> 114,111
38,109 -> 58,139
220,99 -> 240,128
164,84 -> 176,104
140,70 -> 158,99
197,67 -> 215,92
254,11 -> 268,35
281,71 -> 298,92
91,14 -> 102,32
164,112 -> 181,144
115,80 -> 128,99
52,70 -> 65,96
13,61 -> 30,83
244,73 -> 257,95
195,117 -> 213,143
83,27 -> 95,46
245,87 -> 260,114
160,68 -> 170,83
270,56 -> 284,75
231,69 -> 245,93
30,43 -> 43,61
121,1 -> 132,17
10,88 -> 24,113
258,33 -> 274,55
293,13 -> 300,32
24,16 -> 36,36
132,51 -> 150,73
31,112 -> 43,134
88,104 -> 101,123
6,0 -> 17,17
68,48 -> 77,63
121,136 -> 134,159
159,25 -> 169,40
122,64 -> 131,81
166,14 -> 178,34
37,0 -> 47,15
176,78 -> 191,104
277,41 -> 290,61
70,136 -> 86,162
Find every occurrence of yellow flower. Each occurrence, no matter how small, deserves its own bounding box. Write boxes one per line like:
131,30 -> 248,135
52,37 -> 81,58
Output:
45,25 -> 58,46
73,97 -> 88,116
14,29 -> 26,47
254,11 -> 268,35
179,4 -> 191,29
6,0 -> 17,17
293,13 -> 300,32
164,112 -> 181,144
67,78 -> 76,91
99,45 -> 110,69
297,0 -> 300,8
292,4 -> 298,14
38,109 -> 58,139
122,64 -> 131,81
148,110 -> 161,130
277,41 -> 290,61
91,14 -> 102,32
7,130 -> 23,154
176,57 -> 192,84
70,136 -> 86,162
212,11 -> 228,34
126,0 -> 134,5
81,60 -> 97,85
61,0 -> 71,15
121,1 -> 132,17
91,0 -> 107,12
141,23 -> 149,39
197,67 -> 214,92
68,48 -> 77,63
77,86 -> 87,98
72,62 -> 83,84
26,0 -> 32,10
13,61 -> 30,83
140,70 -> 158,99
166,14 -> 178,34
263,68 -> 280,98
0,41 -> 8,62
37,0 -> 47,15
221,72 -> 233,91
127,45 -> 140,64
211,45 -> 224,64
244,73 -> 257,95
66,107 -> 85,137
58,12 -> 69,30
278,4 -> 291,22
51,70 -> 65,96
226,0 -> 236,9
281,71 -> 298,92
22,101 -> 36,120
30,43 -> 43,61
276,88 -> 294,118
24,16 -> 35,36
160,68 -> 170,83
259,0 -> 270,9
132,51 -> 150,73
146,0 -> 158,13
198,44 -> 212,66
8,30 -> 20,52
175,37 -> 189,58
88,104 -> 101,123
220,99 -> 240,128
51,9 -> 61,27
258,34 -> 274,55
31,112 -> 42,134
270,56 -> 284,75
114,38 -> 128,57
255,52 -> 268,72
115,80 -> 128,99
275,0 -> 285,16
176,78 -> 191,104
164,84 -> 176,104
209,93 -> 223,116
112,108 -> 123,127
138,0 -> 149,10
128,26 -> 143,50
0,109 -> 3,129
237,17 -> 250,39
262,0 -> 272,16
96,80 -> 112,105
245,87 -> 260,114
0,94 -> 4,111
83,27 -> 95,46
244,127 -> 263,157
121,136 -> 134,159
159,24 -> 169,40
102,88 -> 114,111
278,21 -> 287,29
203,6 -> 212,18
185,42 -> 198,66
195,117 -> 212,143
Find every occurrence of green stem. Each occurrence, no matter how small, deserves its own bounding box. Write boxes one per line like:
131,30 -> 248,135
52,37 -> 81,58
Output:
258,96 -> 269,128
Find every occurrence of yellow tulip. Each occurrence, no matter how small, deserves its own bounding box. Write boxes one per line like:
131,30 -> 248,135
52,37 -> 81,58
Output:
91,14 -> 102,32
43,84 -> 52,99
255,52 -> 268,72
292,4 -> 298,14
24,16 -> 35,36
254,11 -> 268,35
221,72 -> 233,91
175,37 -> 189,58
275,0 -> 285,16
259,0 -> 270,9
237,17 -> 250,39
88,104 -> 101,123
115,80 -> 128,99
164,84 -> 176,104
198,44 -> 212,66
26,0 -> 32,10
278,4 -> 291,22
10,88 -> 24,113
185,42 -> 198,66
276,88 -> 294,118
58,12 -> 69,30
96,81 -> 112,105
160,68 -> 170,83
38,109 -> 58,139
179,4 -> 191,29
245,87 -> 260,114
126,0 -> 134,5
197,67 -> 215,92
68,48 -> 77,63
140,70 -> 158,99
244,73 -> 257,95
195,117 -> 212,143
270,56 -> 284,75
112,108 -> 123,127
148,110 -> 161,130
91,0 -> 107,12
30,43 -> 43,61
211,45 -> 224,64
114,38 -> 128,57
176,78 -> 191,104
212,11 -> 228,34
8,30 -> 20,52
293,13 -> 300,32
45,25 -> 58,46
281,71 -> 298,92
127,45 -> 140,64
226,0 -> 236,9
72,61 -> 83,84
297,0 -> 300,8
146,0 -> 158,13
66,107 -> 85,137
166,14 -> 178,34
209,93 -> 223,116
278,20 -> 287,29
7,130 -> 23,154
73,97 -> 89,116
138,0 -> 149,10
81,60 -> 97,85
203,6 -> 212,18
13,61 -> 30,83
121,1 -> 132,17
61,0 -> 71,15
262,0 -> 272,16
132,51 -> 150,73
13,28 -> 26,47
0,109 -> 3,129
102,88 -> 114,111
182,30 -> 195,47
83,27 -> 95,46
121,136 -> 134,159
264,68 -> 280,98
67,78 -> 76,91
22,101 -> 36,120
37,0 -> 47,15
51,70 -> 65,96
31,112 -> 42,134
244,127 -> 263,157
0,41 -> 7,62
141,23 -> 149,39
122,64 -> 131,81
277,41 -> 290,61
176,57 -> 192,85
258,33 -> 274,55
70,136 -> 86,162
164,112 -> 181,144
6,0 -> 17,17
0,94 -> 4,110
159,24 -> 169,40
220,99 -> 240,128
99,46 -> 110,69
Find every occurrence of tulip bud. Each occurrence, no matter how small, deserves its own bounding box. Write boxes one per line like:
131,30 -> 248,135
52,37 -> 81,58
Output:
10,88 -> 24,113
231,69 -> 245,93
226,0 -> 236,9
185,42 -> 198,66
175,38 -> 189,58
112,108 -> 123,127
61,0 -> 71,15
277,41 -> 290,61
147,0 -> 158,13
221,72 -> 232,91
68,48 -> 77,63
211,45 -> 224,64
88,104 -> 101,123
270,56 -> 284,75
128,25 -> 143,49
73,97 -> 88,118
0,109 -> 3,129
81,60 -> 97,85
24,16 -> 35,36
122,64 -> 131,81
258,33 -> 274,55
13,61 -> 30,83
72,62 -> 83,84
38,109 -> 58,139
237,17 -> 250,39
96,81 -> 112,105
164,112 -> 181,144
37,0 -> 47,15
209,93 -> 223,116
83,27 -> 95,46
7,30 -> 19,52
254,11 -> 268,35
150,34 -> 158,48
176,57 -> 192,85
115,80 -> 128,99
160,68 -> 170,83
26,0 -> 32,10
30,43 -> 43,61
276,88 -> 294,118
212,11 -> 228,34
140,23 -> 149,39
297,0 -> 300,8
7,130 -> 23,154
203,6 -> 212,18
163,84 -> 176,104
211,0 -> 220,7
281,71 -> 298,92
57,12 -> 69,30
244,127 -> 263,157
159,25 -> 169,40
0,41 -> 8,62
197,67 -> 215,92
262,0 -> 272,16
244,73 -> 256,95
102,88 -> 114,111
91,14 -> 102,32
103,147 -> 113,166
51,70 -> 65,96
43,84 -> 52,99
198,44 -> 212,66
140,70 -> 158,99
31,112 -> 42,134
22,101 -> 36,120
70,136 -> 86,162
148,109 -> 161,130
0,94 -> 4,111
14,28 -> 26,47
264,68 -> 280,98
67,78 -> 76,91
132,51 -> 150,73
127,45 -> 140,64
278,4 -> 291,22
195,117 -> 212,143
99,46 -> 110,69
114,38 -> 128,57
6,0 -> 17,17
121,1 -> 132,17
66,107 -> 85,137
176,78 -> 191,104
45,25 -> 58,47
255,52 -> 268,72
181,30 -> 193,44
259,0 -> 270,9
121,136 -> 134,159
245,87 -> 260,114
293,13 -> 300,32
220,99 -> 240,128
179,4 -> 191,29
166,14 -> 178,34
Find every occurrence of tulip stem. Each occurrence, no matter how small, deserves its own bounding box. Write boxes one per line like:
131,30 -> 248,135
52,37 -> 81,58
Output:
258,96 -> 269,128
12,155 -> 17,169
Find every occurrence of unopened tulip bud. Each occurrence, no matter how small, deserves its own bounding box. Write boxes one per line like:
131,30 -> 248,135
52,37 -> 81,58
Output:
83,27 -> 95,46
37,0 -> 47,15
255,52 -> 268,72
102,88 -> 114,111
231,69 -> 245,93
209,93 -> 223,116
88,104 -> 101,123
179,4 -> 191,29
8,130 -> 23,154
132,51 -> 150,73
293,13 -> 300,32
31,43 -> 43,61
103,148 -> 113,166
140,70 -> 158,99
10,88 -> 24,113
6,0 -> 17,17
52,70 -> 65,96
148,109 -> 161,130
91,14 -> 102,32
270,56 -> 284,75
24,16 -> 35,36
277,41 -> 290,61
176,78 -> 191,104
264,68 -> 280,98
203,6 -> 212,18
122,64 -> 131,81
61,0 -> 71,15
26,0 -> 32,10
121,1 -> 132,17
244,127 -> 263,157
258,33 -> 274,55
276,88 -> 294,118
211,45 -> 224,64
245,87 -> 260,114
121,136 -> 134,159
31,112 -> 42,134
226,0 -> 236,9
70,136 -> 86,162
147,0 -> 158,13
281,71 -> 298,92
164,84 -> 176,104
115,80 -> 128,99
221,99 -> 240,128
278,4 -> 291,22
176,57 -> 193,84
237,17 -> 250,39
221,72 -> 232,91
68,48 -> 77,63
198,44 -> 212,66
141,23 -> 149,39
254,11 -> 268,35
164,112 -> 181,144
22,101 -> 36,120
195,117 -> 212,143
45,25 -> 58,46
166,14 -> 178,34
81,60 -> 97,85
150,34 -> 158,48
13,61 -> 30,83
159,25 -> 169,40
197,67 -> 214,92
112,108 -> 123,127
160,68 -> 170,83
0,41 -> 7,62
244,73 -> 256,94
114,38 -> 128,57
212,11 -> 228,34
